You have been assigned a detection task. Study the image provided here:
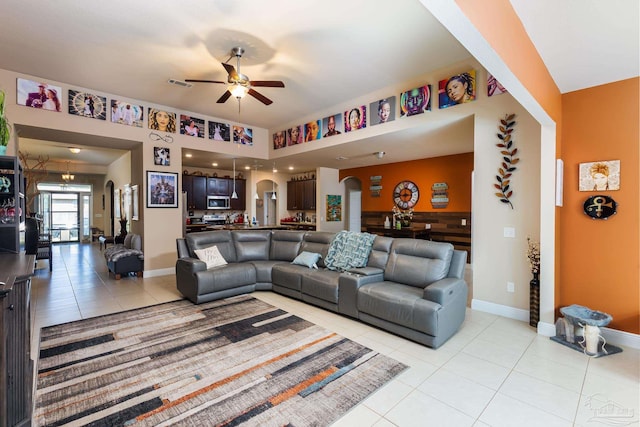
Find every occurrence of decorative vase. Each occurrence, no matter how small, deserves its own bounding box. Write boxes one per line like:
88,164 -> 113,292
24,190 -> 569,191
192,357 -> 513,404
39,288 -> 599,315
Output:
529,271 -> 540,327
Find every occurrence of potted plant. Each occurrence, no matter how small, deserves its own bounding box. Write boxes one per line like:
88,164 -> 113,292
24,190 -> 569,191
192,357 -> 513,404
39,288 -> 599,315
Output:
0,89 -> 10,155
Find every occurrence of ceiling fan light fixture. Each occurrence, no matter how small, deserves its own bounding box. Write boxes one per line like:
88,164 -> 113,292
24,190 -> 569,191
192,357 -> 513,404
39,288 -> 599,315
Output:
230,84 -> 248,98
69,147 -> 81,154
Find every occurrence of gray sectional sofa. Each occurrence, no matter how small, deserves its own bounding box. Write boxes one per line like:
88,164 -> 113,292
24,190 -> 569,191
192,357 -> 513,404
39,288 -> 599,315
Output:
176,229 -> 468,348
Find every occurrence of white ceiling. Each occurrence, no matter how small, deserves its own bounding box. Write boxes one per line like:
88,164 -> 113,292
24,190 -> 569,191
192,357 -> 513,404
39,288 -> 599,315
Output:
1,0 -> 637,173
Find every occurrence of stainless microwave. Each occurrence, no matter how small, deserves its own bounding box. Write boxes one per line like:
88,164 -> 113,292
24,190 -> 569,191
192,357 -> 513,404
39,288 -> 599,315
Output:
207,195 -> 230,210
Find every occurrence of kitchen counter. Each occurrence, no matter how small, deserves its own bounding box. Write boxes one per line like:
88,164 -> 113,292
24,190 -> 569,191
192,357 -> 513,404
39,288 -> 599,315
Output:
280,221 -> 317,230
206,224 -> 290,231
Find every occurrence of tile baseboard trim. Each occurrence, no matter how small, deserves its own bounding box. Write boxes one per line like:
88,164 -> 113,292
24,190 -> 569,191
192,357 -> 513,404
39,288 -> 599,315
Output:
143,268 -> 175,278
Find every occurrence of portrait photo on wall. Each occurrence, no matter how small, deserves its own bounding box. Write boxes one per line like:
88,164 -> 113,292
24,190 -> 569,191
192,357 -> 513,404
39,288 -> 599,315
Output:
16,78 -> 62,112
400,85 -> 431,117
438,70 -> 476,109
487,72 -> 508,97
153,146 -> 170,166
370,96 -> 396,125
180,114 -> 205,138
68,90 -> 106,120
111,100 -> 143,127
208,121 -> 230,141
322,113 -> 342,138
147,171 -> 178,208
304,119 -> 321,142
233,126 -> 253,145
288,125 -> 304,146
148,108 -> 177,133
273,130 -> 287,150
344,105 -> 366,132
579,160 -> 620,191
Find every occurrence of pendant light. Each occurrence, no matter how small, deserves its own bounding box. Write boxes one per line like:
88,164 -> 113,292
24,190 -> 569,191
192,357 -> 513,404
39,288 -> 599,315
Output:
271,162 -> 277,200
231,158 -> 238,199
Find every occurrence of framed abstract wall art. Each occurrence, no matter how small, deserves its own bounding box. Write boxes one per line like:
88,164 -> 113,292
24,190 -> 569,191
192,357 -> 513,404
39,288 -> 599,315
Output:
370,96 -> 396,125
579,160 -> 620,191
344,106 -> 366,132
400,85 -> 431,117
439,70 -> 476,109
326,195 -> 342,221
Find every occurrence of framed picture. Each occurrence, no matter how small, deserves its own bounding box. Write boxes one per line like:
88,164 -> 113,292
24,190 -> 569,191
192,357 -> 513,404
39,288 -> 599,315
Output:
322,113 -> 342,137
344,105 -> 366,132
400,85 -> 431,117
68,90 -> 106,120
487,72 -> 507,97
148,108 -> 177,133
370,96 -> 396,125
131,185 -> 139,220
154,146 -> 170,166
114,188 -> 121,220
233,126 -> 253,145
111,100 -> 143,127
304,119 -> 321,142
273,130 -> 287,149
326,195 -> 342,222
438,70 -> 476,109
16,78 -> 62,112
208,121 -> 231,141
123,184 -> 132,221
288,125 -> 303,145
579,160 -> 620,191
147,171 -> 178,208
180,114 -> 205,138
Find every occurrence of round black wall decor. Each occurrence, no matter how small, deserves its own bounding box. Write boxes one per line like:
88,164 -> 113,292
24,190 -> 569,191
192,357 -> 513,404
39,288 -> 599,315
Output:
583,195 -> 617,219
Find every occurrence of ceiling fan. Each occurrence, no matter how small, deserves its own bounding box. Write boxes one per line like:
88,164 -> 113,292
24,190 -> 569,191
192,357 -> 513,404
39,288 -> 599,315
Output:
186,47 -> 285,106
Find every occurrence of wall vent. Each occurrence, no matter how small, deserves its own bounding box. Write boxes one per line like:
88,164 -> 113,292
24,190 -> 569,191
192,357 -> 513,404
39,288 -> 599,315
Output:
167,79 -> 193,88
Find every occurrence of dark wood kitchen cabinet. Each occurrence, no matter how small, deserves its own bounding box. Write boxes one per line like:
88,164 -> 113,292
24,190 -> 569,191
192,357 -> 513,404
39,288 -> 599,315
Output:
182,175 -> 206,210
287,179 -> 315,211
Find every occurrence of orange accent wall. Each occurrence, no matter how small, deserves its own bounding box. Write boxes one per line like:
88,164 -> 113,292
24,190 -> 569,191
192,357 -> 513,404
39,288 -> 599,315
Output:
340,153 -> 473,212
560,78 -> 639,333
455,0 -> 562,122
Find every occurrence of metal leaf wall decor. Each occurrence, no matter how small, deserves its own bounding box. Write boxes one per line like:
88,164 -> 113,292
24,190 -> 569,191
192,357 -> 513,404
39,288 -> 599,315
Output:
494,113 -> 518,209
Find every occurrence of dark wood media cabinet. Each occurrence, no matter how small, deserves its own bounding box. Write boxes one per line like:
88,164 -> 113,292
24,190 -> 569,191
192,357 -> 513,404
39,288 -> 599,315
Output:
0,254 -> 35,427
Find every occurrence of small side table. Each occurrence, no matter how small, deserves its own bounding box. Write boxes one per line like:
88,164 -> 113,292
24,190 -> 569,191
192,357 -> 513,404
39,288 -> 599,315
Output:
98,235 -> 114,251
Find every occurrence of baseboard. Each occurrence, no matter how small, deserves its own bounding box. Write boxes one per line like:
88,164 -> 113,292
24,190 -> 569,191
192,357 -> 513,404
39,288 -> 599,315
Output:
472,299 -> 640,350
471,299 -> 529,322
143,267 -> 174,278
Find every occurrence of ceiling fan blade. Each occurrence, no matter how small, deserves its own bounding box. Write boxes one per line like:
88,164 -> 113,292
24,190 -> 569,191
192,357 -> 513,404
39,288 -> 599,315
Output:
250,80 -> 285,88
185,79 -> 226,84
248,88 -> 272,105
222,62 -> 238,80
216,91 -> 232,103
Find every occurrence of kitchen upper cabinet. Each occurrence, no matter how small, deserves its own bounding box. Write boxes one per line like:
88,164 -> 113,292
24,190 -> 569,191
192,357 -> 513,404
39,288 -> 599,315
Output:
182,175 -> 206,210
287,179 -> 315,211
229,179 -> 246,211
207,178 -> 229,196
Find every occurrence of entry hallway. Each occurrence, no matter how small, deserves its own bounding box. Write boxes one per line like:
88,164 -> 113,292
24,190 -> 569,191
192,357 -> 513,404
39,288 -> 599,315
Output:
30,242 -> 639,426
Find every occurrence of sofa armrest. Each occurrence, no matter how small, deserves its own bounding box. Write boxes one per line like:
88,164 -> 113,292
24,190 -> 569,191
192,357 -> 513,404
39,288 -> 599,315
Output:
338,271 -> 384,318
423,278 -> 467,306
176,257 -> 207,274
347,266 -> 384,276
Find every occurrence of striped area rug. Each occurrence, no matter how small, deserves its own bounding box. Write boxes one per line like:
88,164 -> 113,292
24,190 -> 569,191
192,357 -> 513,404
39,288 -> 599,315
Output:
35,295 -> 407,426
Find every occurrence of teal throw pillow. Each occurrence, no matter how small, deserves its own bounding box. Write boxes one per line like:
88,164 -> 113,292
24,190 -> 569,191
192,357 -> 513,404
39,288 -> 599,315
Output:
292,251 -> 322,269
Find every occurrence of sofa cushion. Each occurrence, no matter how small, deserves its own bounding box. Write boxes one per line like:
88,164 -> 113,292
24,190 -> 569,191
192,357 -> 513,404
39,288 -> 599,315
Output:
301,269 -> 342,303
358,281 -> 440,336
194,245 -> 228,269
233,230 -> 271,262
270,230 -> 305,261
324,231 -> 376,271
292,251 -> 322,269
367,236 -> 393,269
194,263 -> 256,294
272,263 -> 307,291
384,239 -> 454,288
300,232 -> 336,268
186,230 -> 237,262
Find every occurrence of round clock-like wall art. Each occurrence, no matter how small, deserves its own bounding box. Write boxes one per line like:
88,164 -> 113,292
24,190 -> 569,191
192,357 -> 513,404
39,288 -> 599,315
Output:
393,180 -> 419,209
583,195 -> 617,219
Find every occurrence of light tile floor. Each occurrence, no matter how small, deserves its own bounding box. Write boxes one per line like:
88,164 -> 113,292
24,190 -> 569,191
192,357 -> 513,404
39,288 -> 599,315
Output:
30,242 -> 639,427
